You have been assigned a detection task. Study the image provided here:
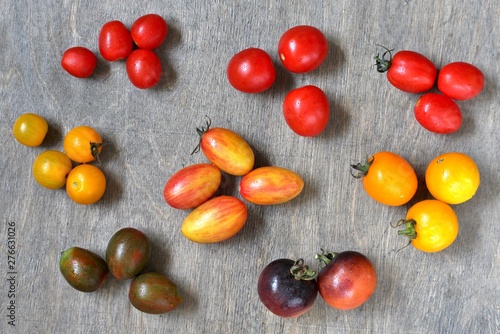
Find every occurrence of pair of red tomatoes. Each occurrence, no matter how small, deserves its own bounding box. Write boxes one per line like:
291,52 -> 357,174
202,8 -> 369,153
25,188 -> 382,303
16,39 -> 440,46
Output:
226,25 -> 330,137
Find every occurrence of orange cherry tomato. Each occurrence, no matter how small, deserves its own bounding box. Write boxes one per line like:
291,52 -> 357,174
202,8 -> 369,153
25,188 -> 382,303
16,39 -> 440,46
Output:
32,150 -> 73,189
63,126 -> 103,163
351,152 -> 418,206
66,164 -> 106,205
13,113 -> 48,147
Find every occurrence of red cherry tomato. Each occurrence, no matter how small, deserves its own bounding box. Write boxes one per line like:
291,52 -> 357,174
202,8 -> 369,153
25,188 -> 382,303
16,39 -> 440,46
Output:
414,93 -> 462,134
126,49 -> 162,89
375,48 -> 437,93
282,85 -> 330,137
437,62 -> 485,100
226,48 -> 276,93
61,47 -> 97,78
131,14 -> 168,50
98,20 -> 133,61
278,25 -> 328,73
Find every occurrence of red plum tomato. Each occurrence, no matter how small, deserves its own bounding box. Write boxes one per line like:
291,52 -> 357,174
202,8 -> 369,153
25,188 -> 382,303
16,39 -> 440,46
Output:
131,14 -> 168,50
226,47 -> 276,93
414,93 -> 462,134
437,62 -> 485,100
98,20 -> 133,61
61,47 -> 97,78
126,49 -> 162,89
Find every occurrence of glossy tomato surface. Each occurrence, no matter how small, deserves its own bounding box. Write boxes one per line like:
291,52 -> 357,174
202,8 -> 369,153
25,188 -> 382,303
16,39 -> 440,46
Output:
61,46 -> 97,78
126,49 -> 162,89
414,93 -> 462,134
129,272 -> 183,314
32,150 -> 73,189
226,47 -> 276,93
59,247 -> 109,292
131,14 -> 168,49
13,113 -> 48,147
437,61 -> 485,100
98,20 -> 133,61
66,164 -> 106,205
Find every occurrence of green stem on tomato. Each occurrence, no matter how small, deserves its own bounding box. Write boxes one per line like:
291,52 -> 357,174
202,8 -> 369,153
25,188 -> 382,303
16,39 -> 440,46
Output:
315,249 -> 338,269
391,219 -> 417,251
373,45 -> 394,73
290,258 -> 316,281
350,155 -> 374,178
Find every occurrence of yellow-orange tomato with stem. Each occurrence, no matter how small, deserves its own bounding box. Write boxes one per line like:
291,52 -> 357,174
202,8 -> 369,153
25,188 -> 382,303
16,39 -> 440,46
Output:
66,164 -> 106,205
64,126 -> 103,163
13,113 -> 48,147
32,150 -> 73,189
351,152 -> 417,206
425,152 -> 480,204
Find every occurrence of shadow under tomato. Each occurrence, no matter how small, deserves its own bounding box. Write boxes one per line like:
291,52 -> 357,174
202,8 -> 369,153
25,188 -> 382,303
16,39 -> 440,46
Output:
40,117 -> 63,148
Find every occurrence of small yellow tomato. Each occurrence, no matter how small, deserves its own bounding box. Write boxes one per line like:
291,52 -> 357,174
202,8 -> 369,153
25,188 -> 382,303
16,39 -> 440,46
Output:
32,150 -> 73,189
66,164 -> 106,205
425,152 -> 480,204
13,113 -> 48,147
63,126 -> 103,163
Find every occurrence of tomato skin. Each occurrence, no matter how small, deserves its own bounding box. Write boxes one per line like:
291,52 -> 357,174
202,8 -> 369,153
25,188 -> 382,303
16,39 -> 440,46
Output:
278,25 -> 328,73
129,272 -> 183,314
226,48 -> 276,93
13,113 -> 48,147
63,126 -> 102,163
131,14 -> 168,50
126,49 -> 162,89
414,93 -> 462,134
425,152 -> 480,204
283,85 -> 330,137
59,247 -> 109,293
66,164 -> 106,205
98,20 -> 133,61
437,62 -> 485,100
164,163 -> 221,210
181,196 -> 248,243
61,46 -> 97,78
32,150 -> 73,189
239,166 -> 304,205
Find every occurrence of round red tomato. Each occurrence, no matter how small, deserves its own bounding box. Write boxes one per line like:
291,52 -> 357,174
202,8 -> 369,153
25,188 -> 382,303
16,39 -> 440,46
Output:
414,93 -> 462,134
278,25 -> 328,73
226,48 -> 276,93
131,14 -> 168,50
437,62 -> 485,100
282,85 -> 330,137
61,46 -> 97,78
126,49 -> 162,89
98,20 -> 133,61
375,48 -> 437,93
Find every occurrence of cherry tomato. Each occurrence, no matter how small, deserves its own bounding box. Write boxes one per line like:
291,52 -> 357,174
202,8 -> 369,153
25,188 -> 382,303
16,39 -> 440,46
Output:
257,258 -> 318,318
126,49 -> 162,89
131,14 -> 168,50
13,113 -> 48,147
278,25 -> 328,73
63,126 -> 103,164
414,93 -> 462,134
437,62 -> 485,100
394,199 -> 459,252
374,48 -> 437,93
351,152 -> 418,206
129,272 -> 183,314
226,47 -> 276,93
32,150 -> 73,189
282,85 -> 330,137
59,247 -> 109,292
425,152 -> 480,204
316,250 -> 377,310
66,164 -> 106,205
61,46 -> 97,78
98,20 -> 133,61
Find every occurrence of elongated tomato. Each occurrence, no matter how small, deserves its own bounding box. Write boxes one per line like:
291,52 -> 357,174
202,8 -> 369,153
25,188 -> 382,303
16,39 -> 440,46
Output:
239,166 -> 304,205
164,163 -> 221,210
181,196 -> 248,243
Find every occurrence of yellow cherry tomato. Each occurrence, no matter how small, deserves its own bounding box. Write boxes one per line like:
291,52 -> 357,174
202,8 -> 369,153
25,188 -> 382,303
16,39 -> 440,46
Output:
32,150 -> 73,189
13,113 -> 48,147
425,152 -> 480,204
351,152 -> 418,206
63,126 -> 103,163
66,164 -> 106,205
394,199 -> 459,253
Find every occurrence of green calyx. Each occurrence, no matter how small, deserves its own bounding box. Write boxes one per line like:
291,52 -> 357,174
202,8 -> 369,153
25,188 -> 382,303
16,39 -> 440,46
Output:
373,45 -> 394,73
315,249 -> 338,269
350,155 -> 374,178
191,116 -> 211,155
290,258 -> 316,281
90,141 -> 103,165
391,219 -> 417,251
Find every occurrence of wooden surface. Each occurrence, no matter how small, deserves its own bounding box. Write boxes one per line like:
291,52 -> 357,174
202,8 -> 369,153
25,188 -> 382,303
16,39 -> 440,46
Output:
1,1 -> 499,333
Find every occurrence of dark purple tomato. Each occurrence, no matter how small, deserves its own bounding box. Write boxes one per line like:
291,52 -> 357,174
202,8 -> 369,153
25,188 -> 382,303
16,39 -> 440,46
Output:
257,258 -> 318,318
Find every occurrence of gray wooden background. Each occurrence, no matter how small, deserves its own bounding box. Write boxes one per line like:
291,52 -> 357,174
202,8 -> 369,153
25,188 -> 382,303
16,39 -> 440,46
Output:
1,0 -> 499,333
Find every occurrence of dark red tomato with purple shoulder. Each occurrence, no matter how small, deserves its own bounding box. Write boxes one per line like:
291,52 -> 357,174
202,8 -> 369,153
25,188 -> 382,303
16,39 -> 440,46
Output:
98,20 -> 133,61
61,46 -> 97,78
437,62 -> 485,100
226,47 -> 276,93
257,258 -> 317,318
283,85 -> 330,137
126,49 -> 162,89
414,93 -> 462,134
131,14 -> 168,50
375,48 -> 437,93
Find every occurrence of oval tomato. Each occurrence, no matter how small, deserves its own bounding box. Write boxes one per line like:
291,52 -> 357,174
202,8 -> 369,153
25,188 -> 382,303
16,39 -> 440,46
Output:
351,152 -> 418,206
437,62 -> 485,100
394,199 -> 459,252
414,93 -> 462,134
239,166 -> 304,205
425,152 -> 480,204
59,247 -> 109,293
13,113 -> 48,147
32,150 -> 73,189
126,49 -> 162,89
66,164 -> 106,205
98,20 -> 133,61
226,47 -> 276,93
278,25 -> 328,73
282,85 -> 330,137
63,126 -> 103,164
181,196 -> 248,243
129,272 -> 183,314
61,46 -> 97,78
131,14 -> 168,50
375,48 -> 437,93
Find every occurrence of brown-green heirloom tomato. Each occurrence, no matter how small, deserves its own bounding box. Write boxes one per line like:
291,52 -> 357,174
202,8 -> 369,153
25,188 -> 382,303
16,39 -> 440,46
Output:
59,247 -> 109,292
129,272 -> 183,314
